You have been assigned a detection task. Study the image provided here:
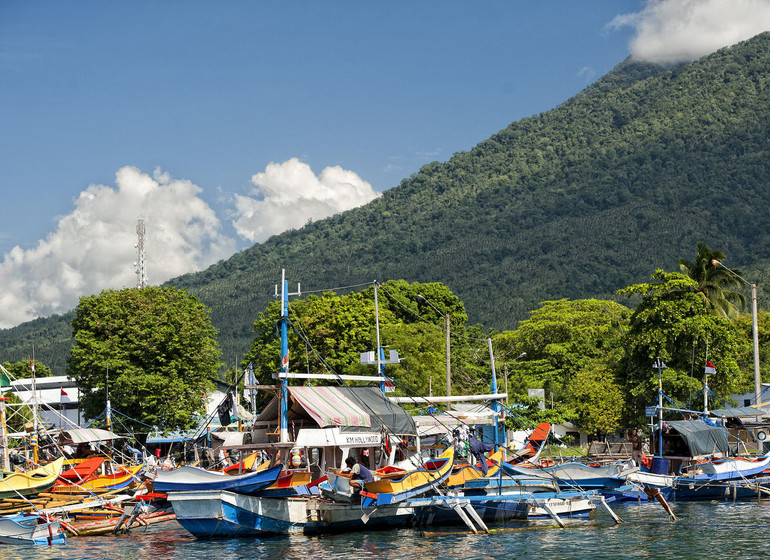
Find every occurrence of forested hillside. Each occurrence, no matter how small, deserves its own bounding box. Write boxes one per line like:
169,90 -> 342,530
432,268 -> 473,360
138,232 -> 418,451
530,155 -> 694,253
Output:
3,33 -> 770,372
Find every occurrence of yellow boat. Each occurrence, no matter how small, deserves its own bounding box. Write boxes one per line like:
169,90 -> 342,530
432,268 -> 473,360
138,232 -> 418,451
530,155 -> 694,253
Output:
445,449 -> 503,487
363,447 -> 455,505
0,457 -> 65,499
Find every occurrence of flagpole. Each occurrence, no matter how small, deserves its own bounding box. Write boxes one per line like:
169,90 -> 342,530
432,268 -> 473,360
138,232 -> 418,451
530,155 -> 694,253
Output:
704,341 -> 709,415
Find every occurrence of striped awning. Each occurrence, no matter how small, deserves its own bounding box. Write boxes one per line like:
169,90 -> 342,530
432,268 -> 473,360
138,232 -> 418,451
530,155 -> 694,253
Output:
289,386 -> 371,428
62,428 -> 124,444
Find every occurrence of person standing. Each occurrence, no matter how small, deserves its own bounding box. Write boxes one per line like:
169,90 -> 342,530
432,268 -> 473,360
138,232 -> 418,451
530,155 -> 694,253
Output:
627,428 -> 642,465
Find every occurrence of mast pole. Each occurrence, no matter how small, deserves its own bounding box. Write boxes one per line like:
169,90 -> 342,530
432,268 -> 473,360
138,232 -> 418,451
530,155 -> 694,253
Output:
488,338 -> 503,447
374,281 -> 386,394
280,270 -> 289,444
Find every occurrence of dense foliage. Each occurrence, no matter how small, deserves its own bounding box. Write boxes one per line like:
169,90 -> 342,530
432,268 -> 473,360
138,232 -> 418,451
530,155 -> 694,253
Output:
66,287 -> 220,432
1,359 -> 53,379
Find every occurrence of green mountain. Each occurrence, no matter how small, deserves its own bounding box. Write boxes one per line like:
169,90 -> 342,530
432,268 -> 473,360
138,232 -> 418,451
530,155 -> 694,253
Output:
4,33 -> 770,373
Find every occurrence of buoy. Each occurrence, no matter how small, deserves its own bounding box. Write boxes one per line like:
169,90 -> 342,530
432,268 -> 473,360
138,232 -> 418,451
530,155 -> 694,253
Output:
290,448 -> 302,468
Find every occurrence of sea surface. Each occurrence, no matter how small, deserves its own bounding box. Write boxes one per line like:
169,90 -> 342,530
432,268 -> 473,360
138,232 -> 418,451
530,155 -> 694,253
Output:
5,500 -> 770,560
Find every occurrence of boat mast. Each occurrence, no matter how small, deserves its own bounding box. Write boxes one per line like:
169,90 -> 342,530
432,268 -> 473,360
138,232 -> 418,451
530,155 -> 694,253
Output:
276,269 -> 300,444
373,281 -> 387,394
0,366 -> 9,471
654,357 -> 666,457
488,338 -> 504,447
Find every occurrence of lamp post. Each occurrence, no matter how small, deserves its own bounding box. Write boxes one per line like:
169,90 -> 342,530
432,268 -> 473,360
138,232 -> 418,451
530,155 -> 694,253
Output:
711,259 -> 761,407
418,294 -> 451,408
504,352 -> 527,405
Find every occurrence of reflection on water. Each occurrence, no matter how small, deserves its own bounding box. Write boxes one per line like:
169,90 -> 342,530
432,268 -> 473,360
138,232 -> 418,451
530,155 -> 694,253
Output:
6,502 -> 770,560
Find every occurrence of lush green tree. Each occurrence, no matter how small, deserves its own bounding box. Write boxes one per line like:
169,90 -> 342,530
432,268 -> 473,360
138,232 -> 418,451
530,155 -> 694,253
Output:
67,287 -> 220,432
618,270 -> 751,421
241,281 -> 486,406
570,362 -> 625,435
679,242 -> 747,318
494,299 -> 630,405
1,360 -> 52,379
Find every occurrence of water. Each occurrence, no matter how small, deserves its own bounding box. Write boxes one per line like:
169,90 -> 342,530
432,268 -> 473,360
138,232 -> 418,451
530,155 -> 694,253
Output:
6,501 -> 770,560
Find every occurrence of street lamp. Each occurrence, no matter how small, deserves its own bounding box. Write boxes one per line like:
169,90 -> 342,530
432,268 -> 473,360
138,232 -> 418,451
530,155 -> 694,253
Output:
504,352 -> 527,404
711,259 -> 762,407
418,294 -> 451,407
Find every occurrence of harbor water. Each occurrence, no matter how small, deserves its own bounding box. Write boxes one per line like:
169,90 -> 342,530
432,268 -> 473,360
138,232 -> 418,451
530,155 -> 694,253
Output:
4,500 -> 770,560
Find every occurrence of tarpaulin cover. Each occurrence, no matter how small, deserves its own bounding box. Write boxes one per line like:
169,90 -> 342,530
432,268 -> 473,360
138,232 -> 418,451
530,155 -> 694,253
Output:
336,386 -> 417,437
655,420 -> 729,457
258,386 -> 417,436
62,428 -> 123,444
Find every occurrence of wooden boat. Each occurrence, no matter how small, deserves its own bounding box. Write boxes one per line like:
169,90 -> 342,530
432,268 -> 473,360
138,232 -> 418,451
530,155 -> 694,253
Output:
52,457 -> 142,493
508,423 -> 550,465
446,450 -> 503,487
152,463 -> 283,494
53,466 -> 143,494
257,470 -> 320,497
223,452 -> 263,474
0,457 -> 65,499
685,452 -> 770,482
501,460 -> 625,490
461,474 -> 559,494
0,512 -> 66,544
362,447 -> 456,505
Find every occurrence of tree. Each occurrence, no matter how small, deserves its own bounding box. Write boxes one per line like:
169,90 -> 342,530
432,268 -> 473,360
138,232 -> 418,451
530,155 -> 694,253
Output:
67,287 -> 220,432
679,242 -> 747,318
494,299 -> 631,407
618,270 -> 751,421
241,280 -> 485,406
1,360 -> 52,379
570,362 -> 625,435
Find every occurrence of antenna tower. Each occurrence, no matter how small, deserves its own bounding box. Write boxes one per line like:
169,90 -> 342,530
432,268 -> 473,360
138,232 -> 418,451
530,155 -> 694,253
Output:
135,218 -> 148,288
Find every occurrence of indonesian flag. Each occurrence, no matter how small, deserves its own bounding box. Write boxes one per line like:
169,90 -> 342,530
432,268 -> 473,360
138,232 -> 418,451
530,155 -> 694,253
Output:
60,388 -> 71,403
29,358 -> 35,376
705,361 -> 716,375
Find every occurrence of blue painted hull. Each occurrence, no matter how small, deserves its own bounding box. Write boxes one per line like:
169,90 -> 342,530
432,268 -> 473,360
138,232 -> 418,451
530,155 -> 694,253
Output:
153,464 -> 283,494
170,488 -> 598,538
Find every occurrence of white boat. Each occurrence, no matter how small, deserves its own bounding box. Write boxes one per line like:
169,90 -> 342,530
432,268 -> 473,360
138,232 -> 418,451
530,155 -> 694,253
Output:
685,452 -> 770,481
501,461 -> 628,489
0,512 -> 66,545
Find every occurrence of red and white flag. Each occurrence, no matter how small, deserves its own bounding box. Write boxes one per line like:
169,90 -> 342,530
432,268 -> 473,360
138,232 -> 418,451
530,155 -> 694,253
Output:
29,358 -> 35,376
60,388 -> 71,403
705,361 -> 716,375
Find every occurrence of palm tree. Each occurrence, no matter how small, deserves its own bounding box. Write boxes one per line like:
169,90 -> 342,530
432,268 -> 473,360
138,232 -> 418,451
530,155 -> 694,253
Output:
679,242 -> 747,318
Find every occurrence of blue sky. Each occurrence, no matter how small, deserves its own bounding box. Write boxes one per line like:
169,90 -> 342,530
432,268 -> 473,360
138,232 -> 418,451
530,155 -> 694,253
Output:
1,0 -> 768,327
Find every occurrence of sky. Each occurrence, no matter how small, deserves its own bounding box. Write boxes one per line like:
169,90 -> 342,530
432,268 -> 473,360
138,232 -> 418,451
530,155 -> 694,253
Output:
2,0 -> 770,329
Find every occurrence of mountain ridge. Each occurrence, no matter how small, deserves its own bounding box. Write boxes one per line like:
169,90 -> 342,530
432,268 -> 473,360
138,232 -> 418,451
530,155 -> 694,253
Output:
4,33 -> 770,372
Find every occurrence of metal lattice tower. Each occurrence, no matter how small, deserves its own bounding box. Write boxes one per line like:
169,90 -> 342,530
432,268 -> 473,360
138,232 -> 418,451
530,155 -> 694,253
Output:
135,218 -> 148,288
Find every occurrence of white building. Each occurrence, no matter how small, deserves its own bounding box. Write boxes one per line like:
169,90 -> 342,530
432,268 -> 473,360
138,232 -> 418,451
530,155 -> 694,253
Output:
7,376 -> 83,430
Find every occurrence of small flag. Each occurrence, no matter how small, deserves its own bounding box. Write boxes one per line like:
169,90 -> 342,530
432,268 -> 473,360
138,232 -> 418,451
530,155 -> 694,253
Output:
29,358 -> 35,376
705,361 -> 716,375
60,388 -> 71,403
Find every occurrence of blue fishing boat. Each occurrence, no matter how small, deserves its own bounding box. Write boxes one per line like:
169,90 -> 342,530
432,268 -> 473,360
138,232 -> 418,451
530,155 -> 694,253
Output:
152,463 -> 283,494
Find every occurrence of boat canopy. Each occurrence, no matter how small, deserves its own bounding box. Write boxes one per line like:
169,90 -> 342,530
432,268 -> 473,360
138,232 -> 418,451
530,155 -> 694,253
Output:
60,428 -> 124,444
655,420 -> 730,457
258,386 -> 417,437
709,406 -> 766,418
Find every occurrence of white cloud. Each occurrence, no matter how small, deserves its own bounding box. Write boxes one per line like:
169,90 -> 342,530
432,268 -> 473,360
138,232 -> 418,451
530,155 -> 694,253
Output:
610,0 -> 770,64
0,166 -> 236,328
232,158 -> 380,243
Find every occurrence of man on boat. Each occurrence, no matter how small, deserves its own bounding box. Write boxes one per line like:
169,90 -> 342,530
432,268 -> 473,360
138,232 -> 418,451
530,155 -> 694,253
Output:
469,429 -> 496,475
626,428 -> 642,466
340,456 -> 374,490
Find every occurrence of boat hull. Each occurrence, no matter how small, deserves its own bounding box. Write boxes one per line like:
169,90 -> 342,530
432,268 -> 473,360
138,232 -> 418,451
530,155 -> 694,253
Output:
169,491 -> 416,537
